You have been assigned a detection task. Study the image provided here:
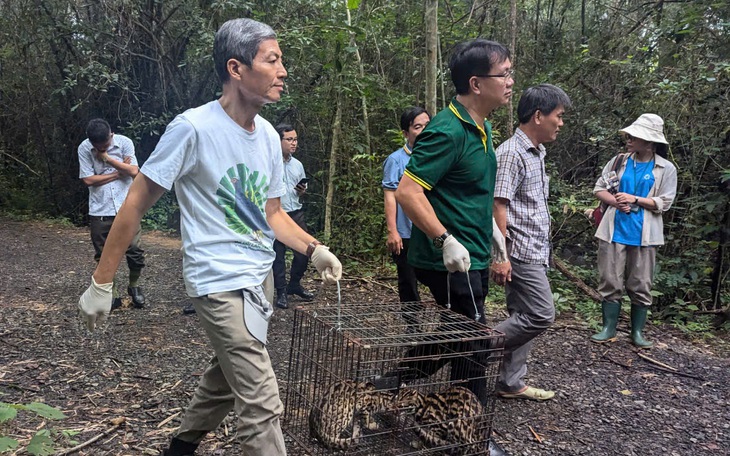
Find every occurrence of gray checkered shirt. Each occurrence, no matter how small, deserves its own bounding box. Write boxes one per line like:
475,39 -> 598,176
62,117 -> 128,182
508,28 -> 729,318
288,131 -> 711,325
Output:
494,128 -> 551,265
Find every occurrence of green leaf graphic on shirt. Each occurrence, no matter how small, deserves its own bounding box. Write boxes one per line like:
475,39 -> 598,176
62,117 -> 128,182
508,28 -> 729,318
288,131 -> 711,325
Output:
217,163 -> 270,236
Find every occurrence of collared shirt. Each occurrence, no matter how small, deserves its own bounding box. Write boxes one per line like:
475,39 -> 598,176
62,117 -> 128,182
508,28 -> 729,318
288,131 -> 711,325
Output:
404,97 -> 497,271
494,128 -> 551,265
382,143 -> 413,239
281,155 -> 306,212
78,134 -> 138,216
593,153 -> 677,246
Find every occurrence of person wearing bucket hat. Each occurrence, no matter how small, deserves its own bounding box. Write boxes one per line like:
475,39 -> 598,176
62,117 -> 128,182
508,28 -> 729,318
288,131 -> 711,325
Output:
589,113 -> 677,348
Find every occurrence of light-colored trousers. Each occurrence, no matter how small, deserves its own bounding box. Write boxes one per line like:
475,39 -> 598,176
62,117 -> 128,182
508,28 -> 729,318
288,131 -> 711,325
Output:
494,258 -> 555,393
174,290 -> 287,456
597,240 -> 656,307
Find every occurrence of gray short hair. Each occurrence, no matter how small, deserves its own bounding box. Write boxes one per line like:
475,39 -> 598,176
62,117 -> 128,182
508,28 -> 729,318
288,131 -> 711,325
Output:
517,84 -> 572,124
214,18 -> 277,83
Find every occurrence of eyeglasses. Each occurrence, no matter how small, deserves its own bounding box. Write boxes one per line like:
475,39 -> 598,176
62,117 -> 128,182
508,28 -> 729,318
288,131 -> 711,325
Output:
283,137 -> 298,142
474,69 -> 515,81
624,134 -> 634,141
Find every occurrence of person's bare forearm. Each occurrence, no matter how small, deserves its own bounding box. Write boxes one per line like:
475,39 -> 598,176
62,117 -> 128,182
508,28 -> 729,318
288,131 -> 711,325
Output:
395,176 -> 446,238
93,175 -> 165,283
384,191 -> 399,235
82,173 -> 119,187
595,190 -> 618,207
105,156 -> 139,177
267,200 -> 316,255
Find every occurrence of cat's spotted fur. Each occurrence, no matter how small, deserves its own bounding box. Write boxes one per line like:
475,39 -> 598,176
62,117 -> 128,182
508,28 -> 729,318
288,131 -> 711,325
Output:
309,379 -> 393,450
394,386 -> 487,455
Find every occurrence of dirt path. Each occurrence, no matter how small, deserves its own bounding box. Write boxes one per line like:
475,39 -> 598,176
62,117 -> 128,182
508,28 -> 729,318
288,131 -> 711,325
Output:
0,217 -> 728,455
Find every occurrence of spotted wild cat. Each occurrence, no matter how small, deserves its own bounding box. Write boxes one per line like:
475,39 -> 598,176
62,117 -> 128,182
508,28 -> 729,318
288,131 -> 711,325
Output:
309,379 -> 393,450
394,385 -> 486,455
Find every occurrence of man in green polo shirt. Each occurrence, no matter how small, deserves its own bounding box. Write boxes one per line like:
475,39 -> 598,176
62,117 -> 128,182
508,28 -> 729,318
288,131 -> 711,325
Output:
394,39 -> 513,452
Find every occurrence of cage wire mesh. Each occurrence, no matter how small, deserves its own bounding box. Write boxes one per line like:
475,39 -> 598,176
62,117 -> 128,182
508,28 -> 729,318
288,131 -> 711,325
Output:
284,300 -> 504,455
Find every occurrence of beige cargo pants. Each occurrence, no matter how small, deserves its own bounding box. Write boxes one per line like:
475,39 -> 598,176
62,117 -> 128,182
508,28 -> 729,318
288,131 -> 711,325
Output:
174,289 -> 286,455
597,240 -> 656,307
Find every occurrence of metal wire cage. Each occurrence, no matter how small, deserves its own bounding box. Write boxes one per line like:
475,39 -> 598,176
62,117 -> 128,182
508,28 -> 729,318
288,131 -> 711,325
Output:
283,301 -> 504,455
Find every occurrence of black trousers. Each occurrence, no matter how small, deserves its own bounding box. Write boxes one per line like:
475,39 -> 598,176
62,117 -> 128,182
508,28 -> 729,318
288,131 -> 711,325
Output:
392,239 -> 420,303
273,209 -> 309,291
89,215 -> 145,271
397,269 -> 491,404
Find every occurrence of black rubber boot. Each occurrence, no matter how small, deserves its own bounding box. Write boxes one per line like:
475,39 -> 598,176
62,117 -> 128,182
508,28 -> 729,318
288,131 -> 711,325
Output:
275,288 -> 288,309
128,286 -> 146,308
630,304 -> 653,348
287,282 -> 314,301
591,300 -> 620,343
161,437 -> 198,456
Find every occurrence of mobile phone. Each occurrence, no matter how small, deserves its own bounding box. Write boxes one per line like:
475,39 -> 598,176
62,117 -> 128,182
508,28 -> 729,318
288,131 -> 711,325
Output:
297,178 -> 309,186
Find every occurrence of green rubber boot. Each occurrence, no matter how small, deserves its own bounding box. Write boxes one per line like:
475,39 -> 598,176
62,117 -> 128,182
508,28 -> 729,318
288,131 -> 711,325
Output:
630,304 -> 653,349
591,301 -> 620,343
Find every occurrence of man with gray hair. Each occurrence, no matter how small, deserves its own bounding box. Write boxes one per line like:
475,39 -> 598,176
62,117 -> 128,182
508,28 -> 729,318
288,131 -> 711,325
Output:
491,83 -> 571,401
76,18 -> 343,456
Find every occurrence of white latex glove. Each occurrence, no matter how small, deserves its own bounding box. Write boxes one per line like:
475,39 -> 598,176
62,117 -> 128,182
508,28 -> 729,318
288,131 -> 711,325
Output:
491,217 -> 508,263
310,245 -> 343,285
442,235 -> 471,273
78,276 -> 113,331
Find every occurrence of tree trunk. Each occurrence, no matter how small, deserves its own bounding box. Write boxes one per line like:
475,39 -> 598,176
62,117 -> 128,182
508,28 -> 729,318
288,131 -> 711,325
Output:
581,0 -> 587,43
508,0 -> 517,135
424,0 -> 438,115
535,0 -> 541,63
345,1 -> 372,156
711,200 -> 729,310
323,92 -> 342,243
438,32 -> 446,111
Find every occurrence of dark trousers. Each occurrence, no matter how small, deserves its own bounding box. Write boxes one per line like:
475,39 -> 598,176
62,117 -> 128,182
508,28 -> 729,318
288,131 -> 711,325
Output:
90,215 -> 145,271
273,209 -> 309,291
392,239 -> 420,303
396,269 -> 491,403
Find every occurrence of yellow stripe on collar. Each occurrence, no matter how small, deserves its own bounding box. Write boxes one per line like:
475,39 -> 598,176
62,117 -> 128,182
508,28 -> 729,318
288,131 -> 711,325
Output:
449,101 -> 487,154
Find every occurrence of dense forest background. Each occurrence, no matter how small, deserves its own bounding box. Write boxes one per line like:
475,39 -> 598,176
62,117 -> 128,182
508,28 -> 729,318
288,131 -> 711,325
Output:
0,0 -> 728,329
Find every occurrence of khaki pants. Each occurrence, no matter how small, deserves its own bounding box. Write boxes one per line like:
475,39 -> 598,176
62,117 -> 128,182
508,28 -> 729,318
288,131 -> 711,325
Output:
597,240 -> 656,307
175,290 -> 286,455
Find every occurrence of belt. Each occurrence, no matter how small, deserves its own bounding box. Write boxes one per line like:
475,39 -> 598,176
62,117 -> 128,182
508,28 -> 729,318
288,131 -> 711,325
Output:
89,215 -> 116,222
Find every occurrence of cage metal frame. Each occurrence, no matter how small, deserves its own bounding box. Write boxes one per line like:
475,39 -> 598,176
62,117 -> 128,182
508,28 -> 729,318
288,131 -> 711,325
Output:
284,300 -> 504,455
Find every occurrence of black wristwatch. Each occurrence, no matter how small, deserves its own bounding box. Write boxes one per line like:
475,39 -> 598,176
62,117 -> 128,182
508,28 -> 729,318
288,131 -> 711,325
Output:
432,231 -> 451,249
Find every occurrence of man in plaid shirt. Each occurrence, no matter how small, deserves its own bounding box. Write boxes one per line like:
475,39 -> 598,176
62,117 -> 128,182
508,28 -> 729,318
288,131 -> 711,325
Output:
491,84 -> 571,401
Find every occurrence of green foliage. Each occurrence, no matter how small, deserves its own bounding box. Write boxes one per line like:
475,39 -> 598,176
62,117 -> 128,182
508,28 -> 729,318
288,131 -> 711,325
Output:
0,405 -> 17,423
0,0 -> 728,334
21,403 -> 66,421
0,402 -> 66,455
25,431 -> 54,456
0,437 -> 19,452
141,192 -> 180,232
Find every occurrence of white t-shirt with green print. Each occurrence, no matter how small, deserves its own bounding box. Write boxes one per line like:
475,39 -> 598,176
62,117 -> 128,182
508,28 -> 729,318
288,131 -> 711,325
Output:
141,100 -> 285,297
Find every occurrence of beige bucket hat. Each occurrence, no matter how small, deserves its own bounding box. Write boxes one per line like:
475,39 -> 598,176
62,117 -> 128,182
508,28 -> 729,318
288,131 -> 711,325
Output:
619,113 -> 668,144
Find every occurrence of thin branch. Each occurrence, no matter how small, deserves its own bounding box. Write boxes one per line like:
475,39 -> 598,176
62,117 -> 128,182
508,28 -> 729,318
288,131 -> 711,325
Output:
636,352 -> 677,371
552,257 -> 602,302
0,151 -> 41,176
56,423 -> 122,455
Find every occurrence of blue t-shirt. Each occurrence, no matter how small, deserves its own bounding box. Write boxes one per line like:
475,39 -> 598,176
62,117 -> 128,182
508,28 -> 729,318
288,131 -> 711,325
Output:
613,157 -> 655,246
382,145 -> 413,239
